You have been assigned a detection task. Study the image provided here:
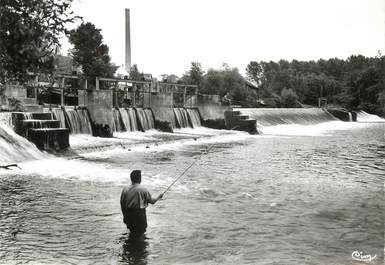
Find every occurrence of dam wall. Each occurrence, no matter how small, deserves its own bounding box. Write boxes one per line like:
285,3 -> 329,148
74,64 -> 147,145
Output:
234,108 -> 338,127
87,90 -> 114,130
197,94 -> 227,120
150,93 -> 176,129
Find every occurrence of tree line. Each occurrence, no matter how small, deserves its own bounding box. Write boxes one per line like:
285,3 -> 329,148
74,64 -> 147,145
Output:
163,55 -> 384,116
1,0 -> 383,116
246,55 -> 385,115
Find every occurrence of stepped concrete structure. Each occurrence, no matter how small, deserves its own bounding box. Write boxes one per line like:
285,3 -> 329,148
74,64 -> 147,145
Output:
12,112 -> 69,151
224,107 -> 257,134
327,108 -> 357,122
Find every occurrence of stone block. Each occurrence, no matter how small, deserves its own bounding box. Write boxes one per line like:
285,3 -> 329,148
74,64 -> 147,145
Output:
19,120 -> 61,137
27,128 -> 70,151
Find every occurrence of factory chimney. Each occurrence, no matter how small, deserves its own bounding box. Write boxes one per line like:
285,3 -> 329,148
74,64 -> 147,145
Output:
125,8 -> 131,73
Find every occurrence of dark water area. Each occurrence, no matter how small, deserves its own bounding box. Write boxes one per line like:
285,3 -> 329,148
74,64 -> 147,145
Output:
0,123 -> 384,264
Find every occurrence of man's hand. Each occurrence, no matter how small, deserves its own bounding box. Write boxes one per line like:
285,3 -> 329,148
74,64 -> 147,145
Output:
157,193 -> 164,200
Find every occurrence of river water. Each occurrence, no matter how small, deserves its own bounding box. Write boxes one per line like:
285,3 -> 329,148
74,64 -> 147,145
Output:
0,121 -> 384,265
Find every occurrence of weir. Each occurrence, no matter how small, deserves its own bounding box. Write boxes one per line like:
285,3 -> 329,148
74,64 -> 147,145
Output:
50,108 -> 67,128
0,122 -> 47,163
173,108 -> 202,129
186,108 -> 202,128
45,107 -> 93,134
174,108 -> 191,128
64,107 -> 93,135
7,112 -> 69,152
234,108 -> 338,127
112,107 -> 154,132
112,108 -> 124,132
356,110 -> 385,122
136,108 -> 155,131
119,108 -> 138,132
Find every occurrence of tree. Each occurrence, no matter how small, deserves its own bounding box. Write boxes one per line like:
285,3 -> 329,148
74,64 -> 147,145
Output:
69,22 -> 117,87
0,0 -> 78,82
246,61 -> 263,85
180,62 -> 204,87
201,65 -> 258,106
280,88 -> 299,107
129,64 -> 144,81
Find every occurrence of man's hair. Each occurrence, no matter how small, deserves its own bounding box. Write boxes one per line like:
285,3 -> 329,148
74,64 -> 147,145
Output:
130,170 -> 141,183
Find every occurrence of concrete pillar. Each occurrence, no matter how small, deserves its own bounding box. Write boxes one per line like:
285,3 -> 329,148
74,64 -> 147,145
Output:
114,82 -> 118,107
95,77 -> 100,90
149,83 -> 152,107
183,86 -> 186,108
171,85 -> 175,108
133,83 -> 136,107
34,75 -> 39,104
60,77 -> 65,106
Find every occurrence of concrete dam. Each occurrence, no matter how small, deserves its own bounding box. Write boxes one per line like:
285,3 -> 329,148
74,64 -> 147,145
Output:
1,77 -> 379,157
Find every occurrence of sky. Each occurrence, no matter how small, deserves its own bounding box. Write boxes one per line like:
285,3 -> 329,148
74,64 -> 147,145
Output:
62,0 -> 385,78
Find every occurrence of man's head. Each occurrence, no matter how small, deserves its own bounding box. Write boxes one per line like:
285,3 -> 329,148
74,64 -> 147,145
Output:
130,170 -> 141,184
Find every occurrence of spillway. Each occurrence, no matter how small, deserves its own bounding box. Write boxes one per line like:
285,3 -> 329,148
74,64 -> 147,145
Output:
50,108 -> 67,128
186,108 -> 202,128
234,108 -> 337,127
64,107 -> 93,134
356,110 -> 385,122
173,108 -> 191,128
0,121 -> 47,164
136,108 -> 155,131
112,108 -> 154,132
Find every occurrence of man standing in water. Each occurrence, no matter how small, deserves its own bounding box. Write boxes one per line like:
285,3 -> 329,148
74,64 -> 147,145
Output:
120,170 -> 163,237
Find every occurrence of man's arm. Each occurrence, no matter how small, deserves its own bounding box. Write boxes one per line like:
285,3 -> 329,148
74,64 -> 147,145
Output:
148,193 -> 163,204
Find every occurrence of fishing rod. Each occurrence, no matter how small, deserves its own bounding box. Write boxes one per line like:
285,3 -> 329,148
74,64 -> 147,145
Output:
161,143 -> 216,196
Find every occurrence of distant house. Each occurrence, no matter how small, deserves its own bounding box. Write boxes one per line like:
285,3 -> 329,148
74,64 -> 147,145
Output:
245,80 -> 260,99
115,65 -> 129,79
143,74 -> 152,81
244,80 -> 279,107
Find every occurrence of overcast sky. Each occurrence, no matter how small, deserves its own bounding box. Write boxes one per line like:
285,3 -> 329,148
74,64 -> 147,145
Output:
62,0 -> 385,77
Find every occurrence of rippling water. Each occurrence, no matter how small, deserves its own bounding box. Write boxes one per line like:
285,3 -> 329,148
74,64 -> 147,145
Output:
0,122 -> 383,265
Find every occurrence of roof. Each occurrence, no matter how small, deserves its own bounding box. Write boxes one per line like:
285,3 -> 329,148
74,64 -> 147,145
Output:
245,80 -> 259,90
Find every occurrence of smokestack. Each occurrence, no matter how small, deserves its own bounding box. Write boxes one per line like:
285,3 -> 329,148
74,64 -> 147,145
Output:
125,8 -> 131,73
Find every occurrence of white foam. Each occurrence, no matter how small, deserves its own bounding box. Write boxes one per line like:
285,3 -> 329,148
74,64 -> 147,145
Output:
69,132 -> 155,148
0,123 -> 49,164
259,121 -> 369,136
356,111 -> 385,122
81,129 -> 253,158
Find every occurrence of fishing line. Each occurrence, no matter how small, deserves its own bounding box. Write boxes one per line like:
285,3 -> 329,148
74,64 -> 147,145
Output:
161,143 -> 216,196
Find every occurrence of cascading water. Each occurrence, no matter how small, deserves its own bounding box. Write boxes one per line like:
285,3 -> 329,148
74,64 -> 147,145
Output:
234,108 -> 337,127
174,108 -> 191,128
186,108 -> 202,128
135,108 -> 147,131
144,109 -> 155,130
77,109 -> 93,134
112,108 -> 141,132
65,108 -> 93,134
356,110 -> 385,122
0,122 -> 47,164
128,108 -> 138,131
50,108 -> 67,128
135,108 -> 155,131
0,112 -> 11,126
119,108 -> 131,132
112,108 -> 123,132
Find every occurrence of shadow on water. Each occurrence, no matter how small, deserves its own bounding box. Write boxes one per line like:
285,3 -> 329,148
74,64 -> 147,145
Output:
119,233 -> 149,265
